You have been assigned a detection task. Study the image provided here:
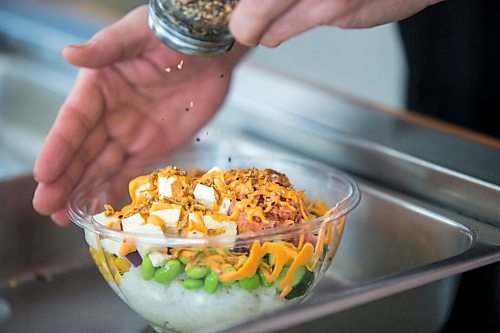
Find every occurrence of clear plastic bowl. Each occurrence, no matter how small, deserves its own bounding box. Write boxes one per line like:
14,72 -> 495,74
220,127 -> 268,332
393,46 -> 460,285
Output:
67,151 -> 360,333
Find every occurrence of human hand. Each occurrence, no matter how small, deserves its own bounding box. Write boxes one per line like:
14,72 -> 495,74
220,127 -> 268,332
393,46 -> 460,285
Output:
229,0 -> 443,47
32,5 -> 248,225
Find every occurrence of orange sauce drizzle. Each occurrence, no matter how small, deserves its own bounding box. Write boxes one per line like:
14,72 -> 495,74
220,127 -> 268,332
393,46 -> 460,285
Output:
150,202 -> 179,211
219,240 -> 317,297
297,234 -> 305,250
128,175 -> 150,205
279,243 -> 314,297
306,223 -> 328,271
187,212 -> 207,235
147,215 -> 165,227
203,254 -> 224,271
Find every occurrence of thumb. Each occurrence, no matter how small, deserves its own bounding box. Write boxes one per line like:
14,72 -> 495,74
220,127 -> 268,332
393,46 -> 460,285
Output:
63,5 -> 153,68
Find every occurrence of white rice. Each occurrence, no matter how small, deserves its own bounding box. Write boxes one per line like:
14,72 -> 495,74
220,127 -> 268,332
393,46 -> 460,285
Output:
119,267 -> 287,333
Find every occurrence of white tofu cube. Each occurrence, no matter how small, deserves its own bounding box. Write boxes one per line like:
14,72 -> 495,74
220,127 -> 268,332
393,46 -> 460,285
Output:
149,206 -> 181,228
203,215 -> 237,237
100,238 -> 122,256
134,223 -> 165,257
148,251 -> 171,267
158,176 -> 176,199
92,212 -> 117,226
193,184 -> 216,210
121,213 -> 145,232
218,198 -> 231,215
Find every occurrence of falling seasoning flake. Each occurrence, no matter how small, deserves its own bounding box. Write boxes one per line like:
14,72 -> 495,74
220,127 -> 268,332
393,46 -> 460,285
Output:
185,108 -> 189,112
219,73 -> 225,78
195,137 -> 201,142
177,60 -> 184,70
165,67 -> 172,72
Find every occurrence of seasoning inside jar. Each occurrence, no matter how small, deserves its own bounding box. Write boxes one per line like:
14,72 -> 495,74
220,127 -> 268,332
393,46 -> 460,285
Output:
170,0 -> 238,36
149,0 -> 238,55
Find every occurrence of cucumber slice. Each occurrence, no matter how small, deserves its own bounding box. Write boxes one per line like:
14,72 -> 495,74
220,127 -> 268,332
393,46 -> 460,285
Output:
291,265 -> 307,287
276,265 -> 307,291
285,270 -> 314,300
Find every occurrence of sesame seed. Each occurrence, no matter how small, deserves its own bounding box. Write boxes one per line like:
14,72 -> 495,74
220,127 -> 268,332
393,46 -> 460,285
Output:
177,60 -> 184,70
165,67 -> 171,72
190,101 -> 194,108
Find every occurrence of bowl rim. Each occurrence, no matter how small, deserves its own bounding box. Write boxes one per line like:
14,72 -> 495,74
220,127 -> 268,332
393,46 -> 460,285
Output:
66,152 -> 361,247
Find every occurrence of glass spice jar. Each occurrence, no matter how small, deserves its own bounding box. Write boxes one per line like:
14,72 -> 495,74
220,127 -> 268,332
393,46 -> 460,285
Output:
149,0 -> 239,55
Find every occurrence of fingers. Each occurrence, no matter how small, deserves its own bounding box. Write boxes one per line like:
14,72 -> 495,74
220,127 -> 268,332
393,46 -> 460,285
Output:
233,0 -> 445,48
63,5 -> 153,68
34,70 -> 105,184
83,142 -> 126,180
259,0 -> 335,47
51,209 -> 71,226
33,174 -> 75,217
229,0 -> 299,46
33,141 -> 135,225
33,140 -> 124,218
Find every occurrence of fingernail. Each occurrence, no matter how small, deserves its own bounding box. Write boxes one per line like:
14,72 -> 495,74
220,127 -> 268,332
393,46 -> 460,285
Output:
65,40 -> 93,50
33,171 -> 39,182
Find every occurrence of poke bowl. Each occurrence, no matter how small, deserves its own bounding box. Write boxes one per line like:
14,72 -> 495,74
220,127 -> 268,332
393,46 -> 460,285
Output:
67,152 -> 360,333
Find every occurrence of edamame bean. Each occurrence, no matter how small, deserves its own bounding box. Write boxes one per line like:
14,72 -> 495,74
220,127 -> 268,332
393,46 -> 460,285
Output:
239,274 -> 261,291
204,271 -> 219,294
154,259 -> 181,284
179,256 -> 189,265
182,278 -> 203,290
186,264 -> 209,279
140,255 -> 156,281
221,266 -> 237,287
